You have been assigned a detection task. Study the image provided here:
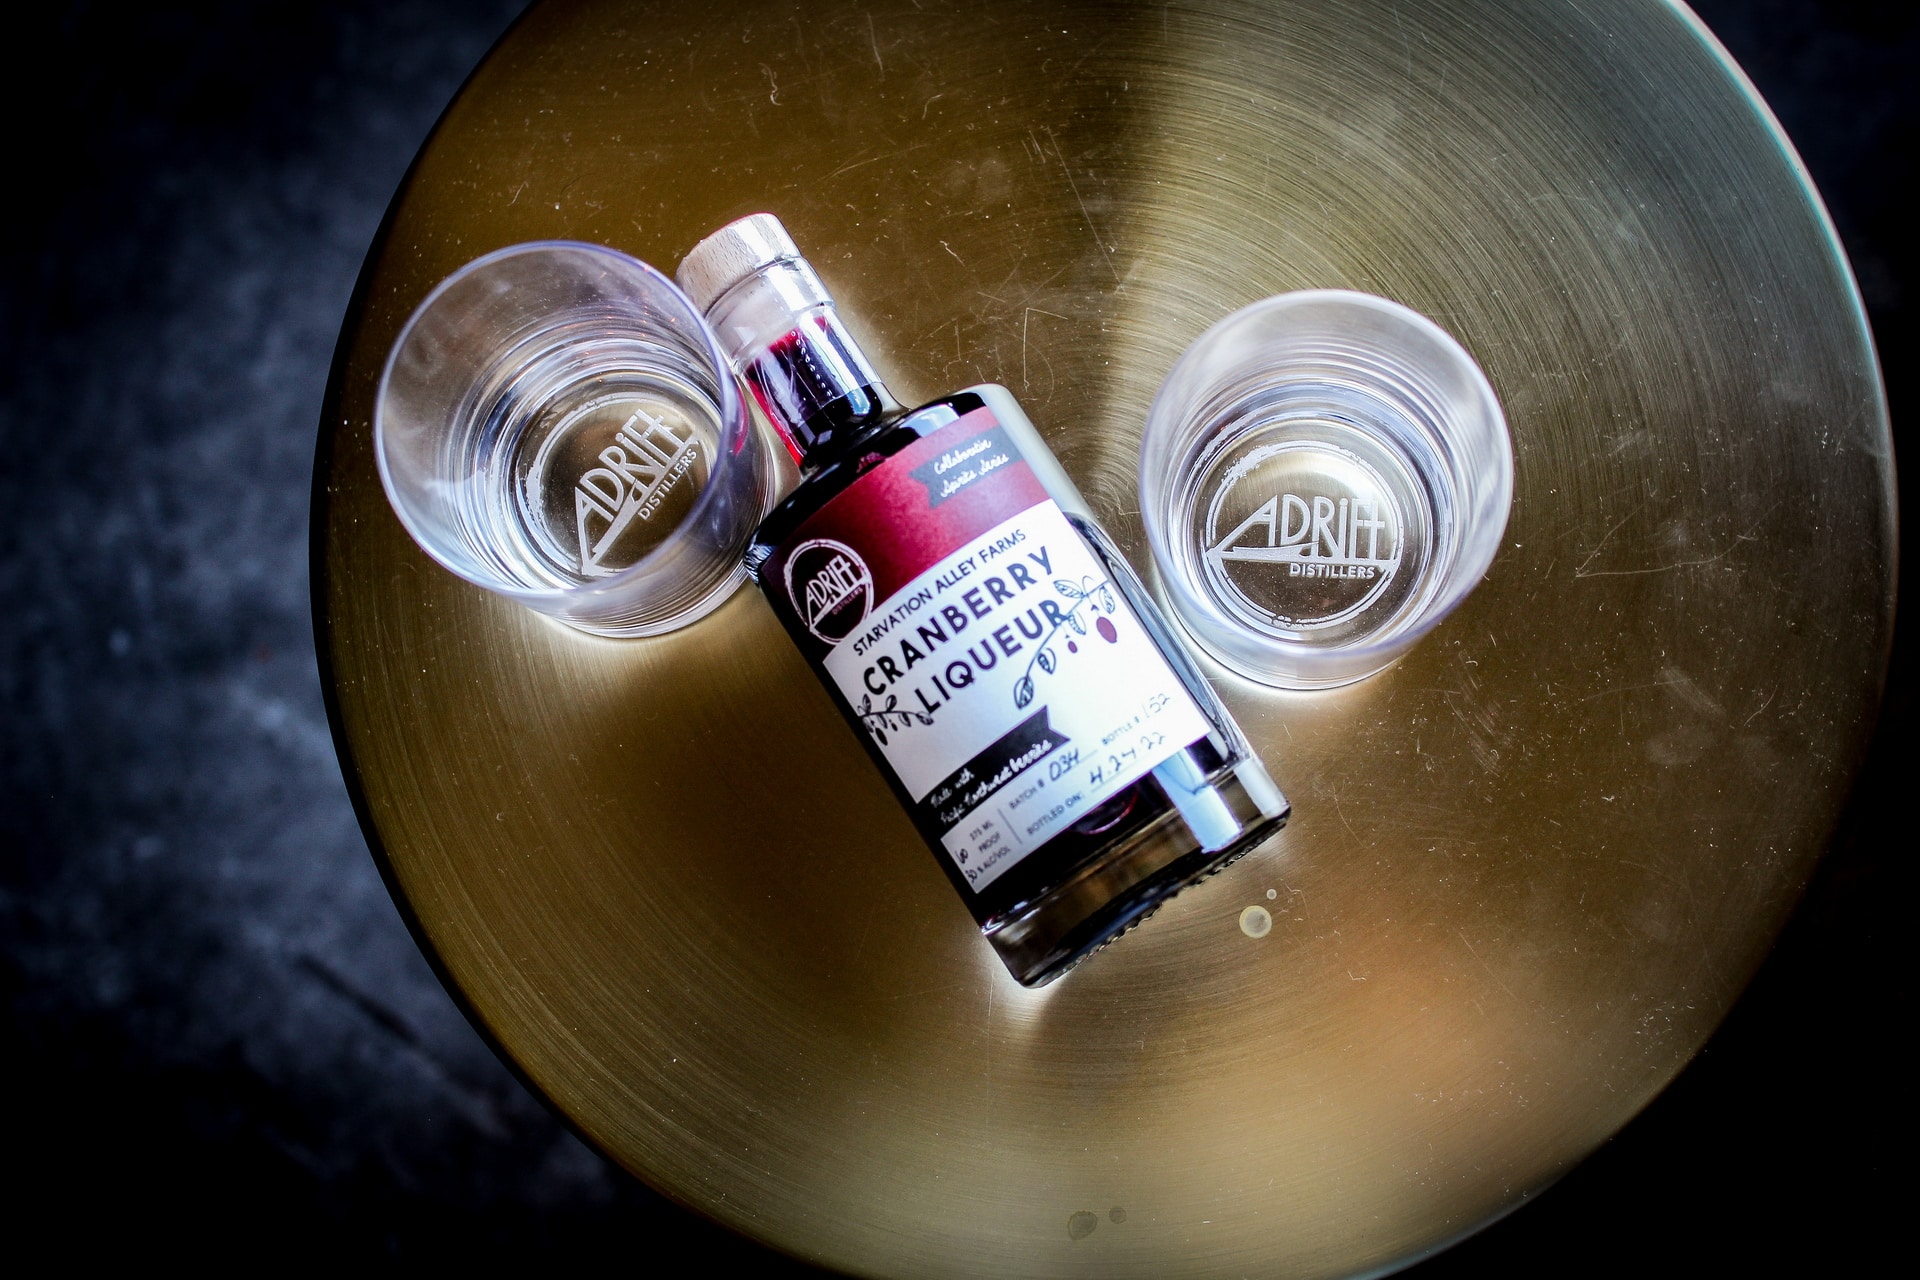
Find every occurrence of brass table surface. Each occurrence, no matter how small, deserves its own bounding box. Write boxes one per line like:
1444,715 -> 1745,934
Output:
316,1 -> 1894,1275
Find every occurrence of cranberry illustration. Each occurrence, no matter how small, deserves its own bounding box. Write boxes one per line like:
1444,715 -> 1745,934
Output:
1097,617 -> 1118,644
1067,640 -> 1078,653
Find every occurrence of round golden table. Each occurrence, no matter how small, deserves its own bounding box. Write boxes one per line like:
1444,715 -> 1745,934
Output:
316,1 -> 1894,1275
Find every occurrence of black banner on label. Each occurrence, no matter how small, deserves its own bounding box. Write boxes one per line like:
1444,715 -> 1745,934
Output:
914,708 -> 1069,834
908,423 -> 1019,509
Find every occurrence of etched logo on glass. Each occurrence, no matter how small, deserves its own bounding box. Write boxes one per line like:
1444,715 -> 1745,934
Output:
515,382 -> 717,587
786,538 -> 874,643
1203,441 -> 1406,631
571,406 -> 699,577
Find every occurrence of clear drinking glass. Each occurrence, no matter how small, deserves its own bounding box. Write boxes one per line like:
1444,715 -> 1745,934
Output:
376,241 -> 776,636
1140,290 -> 1513,689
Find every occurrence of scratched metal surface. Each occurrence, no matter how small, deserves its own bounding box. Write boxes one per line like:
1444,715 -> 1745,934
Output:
315,0 -> 1893,1275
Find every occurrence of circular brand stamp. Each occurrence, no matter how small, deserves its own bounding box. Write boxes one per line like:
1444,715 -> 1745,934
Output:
785,538 -> 874,643
1201,440 -> 1406,633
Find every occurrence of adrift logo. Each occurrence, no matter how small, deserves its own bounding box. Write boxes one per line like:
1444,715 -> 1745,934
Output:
786,538 -> 874,644
573,407 -> 697,577
1202,441 -> 1404,630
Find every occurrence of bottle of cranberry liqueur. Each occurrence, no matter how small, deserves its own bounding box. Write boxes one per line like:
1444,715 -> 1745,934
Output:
678,215 -> 1288,986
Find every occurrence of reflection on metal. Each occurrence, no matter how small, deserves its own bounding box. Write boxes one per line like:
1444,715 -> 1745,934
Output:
315,1 -> 1892,1275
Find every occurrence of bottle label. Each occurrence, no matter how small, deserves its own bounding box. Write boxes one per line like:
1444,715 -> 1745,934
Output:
767,407 -> 1213,892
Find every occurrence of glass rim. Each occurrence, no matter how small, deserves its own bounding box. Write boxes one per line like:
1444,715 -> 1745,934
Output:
1139,288 -> 1513,688
374,239 -> 753,605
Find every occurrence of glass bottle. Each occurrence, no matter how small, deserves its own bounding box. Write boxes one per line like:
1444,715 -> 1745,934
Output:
678,214 -> 1289,986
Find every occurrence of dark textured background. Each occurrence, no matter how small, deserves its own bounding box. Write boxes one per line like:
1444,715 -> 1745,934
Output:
0,1 -> 1906,1270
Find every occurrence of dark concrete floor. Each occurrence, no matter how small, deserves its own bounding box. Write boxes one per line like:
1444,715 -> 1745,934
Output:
0,0 -> 1906,1270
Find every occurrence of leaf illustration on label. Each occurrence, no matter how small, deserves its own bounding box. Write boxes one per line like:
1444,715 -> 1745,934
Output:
1053,580 -> 1084,599
1037,648 -> 1056,674
1013,675 -> 1035,708
1098,585 -> 1116,612
859,689 -> 933,743
1067,612 -> 1086,635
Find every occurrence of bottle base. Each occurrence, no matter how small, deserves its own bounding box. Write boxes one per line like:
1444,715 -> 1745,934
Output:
982,766 -> 1288,987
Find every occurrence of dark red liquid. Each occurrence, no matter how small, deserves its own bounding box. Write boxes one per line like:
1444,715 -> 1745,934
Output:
742,314 -> 891,461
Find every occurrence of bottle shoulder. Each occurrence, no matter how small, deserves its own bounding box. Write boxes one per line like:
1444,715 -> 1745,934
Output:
748,383 -> 1099,556
750,390 -> 985,550
951,384 -> 1096,523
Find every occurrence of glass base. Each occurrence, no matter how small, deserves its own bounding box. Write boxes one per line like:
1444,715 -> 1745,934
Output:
983,764 -> 1288,986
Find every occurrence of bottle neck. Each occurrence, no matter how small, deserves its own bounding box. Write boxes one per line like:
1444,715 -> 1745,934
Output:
701,255 -> 900,467
739,308 -> 900,466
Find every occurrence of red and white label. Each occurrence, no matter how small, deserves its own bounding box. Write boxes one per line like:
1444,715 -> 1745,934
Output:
768,409 -> 1211,892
